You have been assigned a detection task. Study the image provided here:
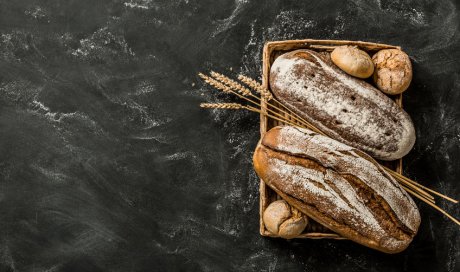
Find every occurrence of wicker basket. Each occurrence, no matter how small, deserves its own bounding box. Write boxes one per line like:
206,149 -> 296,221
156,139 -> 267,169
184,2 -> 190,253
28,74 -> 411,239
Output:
259,39 -> 404,239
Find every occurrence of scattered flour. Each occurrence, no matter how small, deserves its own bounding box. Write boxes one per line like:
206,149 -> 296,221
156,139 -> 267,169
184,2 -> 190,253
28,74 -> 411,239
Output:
71,27 -> 134,61
25,6 -> 49,21
212,0 -> 249,37
124,0 -> 153,10
32,165 -> 70,184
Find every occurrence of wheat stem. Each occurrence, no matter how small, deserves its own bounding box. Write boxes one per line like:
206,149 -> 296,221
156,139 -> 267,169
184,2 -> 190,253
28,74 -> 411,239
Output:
212,72 -> 314,129
245,106 -> 303,128
401,185 -> 435,204
206,72 -> 304,128
408,187 -> 460,226
238,75 -> 273,100
200,103 -> 301,128
238,74 -> 323,134
384,167 -> 458,204
200,103 -> 243,109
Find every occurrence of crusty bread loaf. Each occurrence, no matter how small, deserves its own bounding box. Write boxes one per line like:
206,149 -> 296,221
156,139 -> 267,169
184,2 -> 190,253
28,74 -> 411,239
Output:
269,49 -> 415,161
253,126 -> 421,253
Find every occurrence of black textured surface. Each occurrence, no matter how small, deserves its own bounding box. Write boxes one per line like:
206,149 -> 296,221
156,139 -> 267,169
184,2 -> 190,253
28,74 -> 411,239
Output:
0,0 -> 459,271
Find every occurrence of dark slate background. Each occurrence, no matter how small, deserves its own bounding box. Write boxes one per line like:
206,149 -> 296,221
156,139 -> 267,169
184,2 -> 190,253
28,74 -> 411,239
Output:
0,0 -> 459,271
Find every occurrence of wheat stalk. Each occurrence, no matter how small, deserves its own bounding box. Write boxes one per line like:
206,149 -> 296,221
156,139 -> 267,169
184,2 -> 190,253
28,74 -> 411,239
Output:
202,72 -> 304,128
211,71 -> 252,96
198,71 -> 460,226
210,72 -> 315,130
238,74 -> 323,134
198,73 -> 233,94
238,75 -> 273,100
384,166 -> 457,203
200,103 -> 301,128
200,103 -> 243,109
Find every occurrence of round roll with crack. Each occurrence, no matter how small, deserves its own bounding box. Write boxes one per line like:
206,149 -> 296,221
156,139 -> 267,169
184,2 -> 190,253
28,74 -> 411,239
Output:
263,199 -> 308,239
372,49 -> 412,95
253,126 -> 421,254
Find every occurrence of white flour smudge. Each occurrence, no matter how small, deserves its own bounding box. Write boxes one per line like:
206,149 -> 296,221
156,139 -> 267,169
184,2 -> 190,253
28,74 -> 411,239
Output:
0,80 -> 103,134
212,0 -> 249,37
32,165 -> 70,184
240,10 -> 316,74
124,0 -> 153,10
71,27 -> 135,60
130,81 -> 157,96
406,8 -> 426,25
25,6 -> 49,21
333,14 -> 345,35
30,99 -> 99,129
164,151 -> 197,161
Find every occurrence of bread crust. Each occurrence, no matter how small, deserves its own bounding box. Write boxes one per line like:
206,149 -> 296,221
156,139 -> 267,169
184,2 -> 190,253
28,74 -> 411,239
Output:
253,126 -> 421,253
331,46 -> 374,78
269,49 -> 415,160
372,49 -> 413,95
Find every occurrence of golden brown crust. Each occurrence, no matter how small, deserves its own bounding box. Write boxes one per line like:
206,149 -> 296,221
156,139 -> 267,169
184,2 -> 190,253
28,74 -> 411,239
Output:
372,49 -> 412,95
331,46 -> 374,78
262,200 -> 291,234
269,49 -> 416,161
253,126 -> 420,253
263,200 -> 308,239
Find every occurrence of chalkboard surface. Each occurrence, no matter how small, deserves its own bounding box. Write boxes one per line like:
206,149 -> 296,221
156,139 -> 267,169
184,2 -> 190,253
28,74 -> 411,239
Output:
0,0 -> 459,271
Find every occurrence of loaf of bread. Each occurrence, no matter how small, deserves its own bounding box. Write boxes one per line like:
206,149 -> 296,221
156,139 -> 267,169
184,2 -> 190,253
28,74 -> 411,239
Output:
269,49 -> 415,161
253,126 -> 421,253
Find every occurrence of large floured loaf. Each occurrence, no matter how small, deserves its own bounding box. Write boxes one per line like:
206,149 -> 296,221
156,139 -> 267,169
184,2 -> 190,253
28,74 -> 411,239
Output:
253,126 -> 421,253
269,49 -> 415,161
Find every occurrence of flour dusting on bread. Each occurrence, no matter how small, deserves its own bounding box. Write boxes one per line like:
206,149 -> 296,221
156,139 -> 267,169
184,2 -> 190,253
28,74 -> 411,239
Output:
253,126 -> 421,253
274,126 -> 420,232
269,49 -> 416,161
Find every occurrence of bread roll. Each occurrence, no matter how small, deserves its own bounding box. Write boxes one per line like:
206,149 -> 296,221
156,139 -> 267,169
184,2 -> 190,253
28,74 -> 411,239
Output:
372,49 -> 412,95
331,46 -> 374,78
269,49 -> 415,161
253,126 -> 421,253
263,199 -> 308,239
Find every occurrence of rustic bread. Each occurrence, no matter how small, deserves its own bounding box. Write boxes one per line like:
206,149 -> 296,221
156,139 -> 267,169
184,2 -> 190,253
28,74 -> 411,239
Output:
331,46 -> 374,78
253,126 -> 421,253
263,199 -> 308,239
269,49 -> 415,161
372,49 -> 413,95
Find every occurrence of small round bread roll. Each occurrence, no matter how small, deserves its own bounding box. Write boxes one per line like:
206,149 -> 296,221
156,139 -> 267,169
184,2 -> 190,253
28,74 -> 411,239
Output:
331,45 -> 374,78
263,200 -> 308,239
372,49 -> 412,95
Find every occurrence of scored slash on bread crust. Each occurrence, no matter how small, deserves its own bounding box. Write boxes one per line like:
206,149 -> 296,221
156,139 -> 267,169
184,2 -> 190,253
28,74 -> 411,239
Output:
253,126 -> 421,253
269,49 -> 415,161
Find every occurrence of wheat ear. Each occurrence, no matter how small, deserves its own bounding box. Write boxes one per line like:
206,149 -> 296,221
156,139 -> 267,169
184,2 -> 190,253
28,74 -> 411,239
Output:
203,72 -> 299,126
238,75 -> 272,100
210,72 -> 314,130
200,103 -> 243,109
238,74 -> 322,134
239,74 -> 324,134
